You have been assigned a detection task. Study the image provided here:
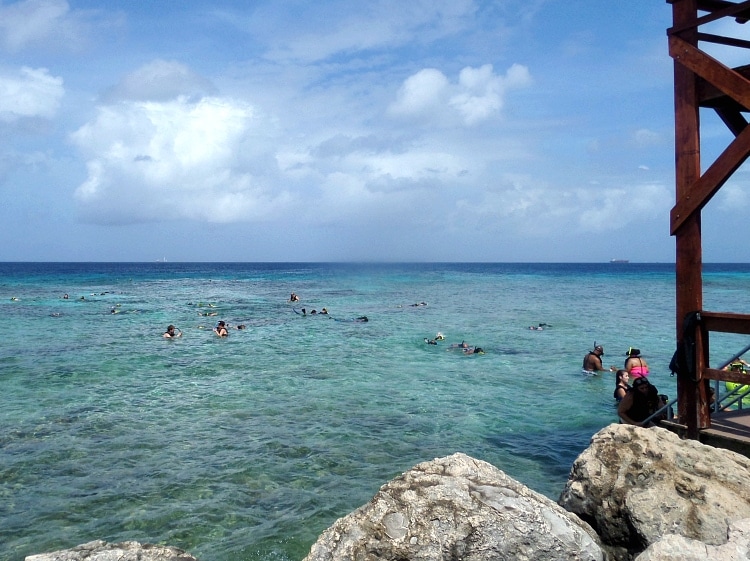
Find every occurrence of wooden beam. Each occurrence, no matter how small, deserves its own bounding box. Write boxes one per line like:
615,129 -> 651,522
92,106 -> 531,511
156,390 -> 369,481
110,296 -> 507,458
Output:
668,0 -> 750,32
669,35 -> 750,109
697,32 -> 750,50
670,122 -> 750,234
704,368 -> 750,383
696,63 -> 750,107
714,106 -> 748,137
700,311 -> 750,333
673,0 -> 707,439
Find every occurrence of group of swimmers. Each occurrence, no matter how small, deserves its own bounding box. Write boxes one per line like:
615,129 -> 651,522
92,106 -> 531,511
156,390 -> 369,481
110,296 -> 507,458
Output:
163,320 -> 247,338
423,334 -> 484,355
581,343 -> 672,427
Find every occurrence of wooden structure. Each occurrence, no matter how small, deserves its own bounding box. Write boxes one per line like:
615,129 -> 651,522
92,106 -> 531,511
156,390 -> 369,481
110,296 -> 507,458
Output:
668,0 -> 750,438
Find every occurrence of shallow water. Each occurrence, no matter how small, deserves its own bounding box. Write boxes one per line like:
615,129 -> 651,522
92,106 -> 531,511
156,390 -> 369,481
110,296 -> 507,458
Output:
1,262 -> 748,560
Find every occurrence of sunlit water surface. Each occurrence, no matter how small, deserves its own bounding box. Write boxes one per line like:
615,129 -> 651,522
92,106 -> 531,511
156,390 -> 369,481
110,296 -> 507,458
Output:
2,262 -> 749,561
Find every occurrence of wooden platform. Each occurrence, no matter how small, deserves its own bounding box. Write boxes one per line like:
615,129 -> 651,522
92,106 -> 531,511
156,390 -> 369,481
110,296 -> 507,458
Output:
661,409 -> 750,457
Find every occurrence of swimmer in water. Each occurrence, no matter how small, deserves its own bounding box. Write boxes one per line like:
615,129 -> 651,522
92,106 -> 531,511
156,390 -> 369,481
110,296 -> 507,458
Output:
213,321 -> 228,337
163,325 -> 182,338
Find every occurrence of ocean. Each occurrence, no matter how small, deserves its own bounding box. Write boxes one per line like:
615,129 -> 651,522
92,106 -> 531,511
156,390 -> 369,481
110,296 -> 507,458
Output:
2,262 -> 750,561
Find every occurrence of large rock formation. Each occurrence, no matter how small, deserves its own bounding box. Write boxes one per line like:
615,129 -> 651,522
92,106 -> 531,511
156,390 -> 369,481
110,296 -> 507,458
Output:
25,540 -> 198,561
303,452 -> 603,561
634,518 -> 750,560
559,424 -> 750,558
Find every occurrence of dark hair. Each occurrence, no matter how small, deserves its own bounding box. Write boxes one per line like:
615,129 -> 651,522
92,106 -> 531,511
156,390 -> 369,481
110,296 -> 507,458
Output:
627,347 -> 641,357
633,377 -> 650,388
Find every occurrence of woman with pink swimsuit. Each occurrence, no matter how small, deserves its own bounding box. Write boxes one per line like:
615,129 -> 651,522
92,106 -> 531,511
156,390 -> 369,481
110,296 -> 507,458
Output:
625,347 -> 649,379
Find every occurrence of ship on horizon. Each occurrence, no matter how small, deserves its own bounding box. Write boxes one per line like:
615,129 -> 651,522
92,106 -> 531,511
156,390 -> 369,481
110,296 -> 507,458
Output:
609,259 -> 629,263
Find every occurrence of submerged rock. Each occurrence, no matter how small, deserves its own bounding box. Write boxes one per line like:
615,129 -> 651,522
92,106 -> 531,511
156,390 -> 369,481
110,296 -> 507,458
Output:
25,540 -> 198,561
559,424 -> 750,558
303,452 -> 603,561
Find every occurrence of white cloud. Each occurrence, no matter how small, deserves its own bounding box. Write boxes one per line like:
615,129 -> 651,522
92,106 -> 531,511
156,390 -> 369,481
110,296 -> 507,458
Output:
389,63 -> 531,125
437,177 -> 673,240
0,66 -> 63,121
259,0 -> 477,63
0,0 -> 77,51
71,95 -> 292,224
388,68 -> 449,117
102,59 -> 216,102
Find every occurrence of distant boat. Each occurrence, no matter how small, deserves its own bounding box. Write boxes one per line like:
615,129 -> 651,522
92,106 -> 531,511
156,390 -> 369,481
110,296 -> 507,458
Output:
610,259 -> 629,263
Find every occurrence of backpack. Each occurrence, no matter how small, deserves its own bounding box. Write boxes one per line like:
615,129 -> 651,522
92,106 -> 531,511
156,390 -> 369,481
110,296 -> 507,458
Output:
669,311 -> 700,380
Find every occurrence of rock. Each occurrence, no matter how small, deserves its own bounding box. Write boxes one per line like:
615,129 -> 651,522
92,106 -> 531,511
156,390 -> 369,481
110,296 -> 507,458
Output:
303,452 -> 603,561
25,540 -> 198,561
559,424 -> 750,558
634,517 -> 750,560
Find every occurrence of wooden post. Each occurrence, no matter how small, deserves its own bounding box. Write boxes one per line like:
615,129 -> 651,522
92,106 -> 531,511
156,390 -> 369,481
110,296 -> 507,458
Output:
671,0 -> 708,438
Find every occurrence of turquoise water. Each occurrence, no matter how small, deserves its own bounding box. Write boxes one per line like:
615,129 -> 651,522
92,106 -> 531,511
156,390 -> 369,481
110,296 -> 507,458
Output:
2,262 -> 749,561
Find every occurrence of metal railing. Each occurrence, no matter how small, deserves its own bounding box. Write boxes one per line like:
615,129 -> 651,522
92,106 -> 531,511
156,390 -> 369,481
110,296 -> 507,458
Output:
639,346 -> 750,427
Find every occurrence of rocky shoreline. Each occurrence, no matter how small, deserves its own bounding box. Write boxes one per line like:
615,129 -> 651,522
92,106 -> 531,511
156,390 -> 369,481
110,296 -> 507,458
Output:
26,424 -> 750,561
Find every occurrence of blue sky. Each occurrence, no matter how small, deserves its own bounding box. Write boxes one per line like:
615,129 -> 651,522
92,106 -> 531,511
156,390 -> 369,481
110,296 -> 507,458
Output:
0,0 -> 746,262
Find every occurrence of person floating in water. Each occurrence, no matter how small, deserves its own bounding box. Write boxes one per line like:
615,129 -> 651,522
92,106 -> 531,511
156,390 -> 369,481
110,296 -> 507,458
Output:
163,325 -> 182,338
213,321 -> 228,337
290,292 -> 300,302
424,338 -> 438,345
582,345 -> 616,375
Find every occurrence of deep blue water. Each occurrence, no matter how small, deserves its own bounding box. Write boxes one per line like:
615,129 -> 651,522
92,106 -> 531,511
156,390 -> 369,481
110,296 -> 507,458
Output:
1,262 -> 749,561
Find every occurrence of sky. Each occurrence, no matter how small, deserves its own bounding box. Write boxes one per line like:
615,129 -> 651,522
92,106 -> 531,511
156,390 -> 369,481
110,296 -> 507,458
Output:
1,0 -> 748,262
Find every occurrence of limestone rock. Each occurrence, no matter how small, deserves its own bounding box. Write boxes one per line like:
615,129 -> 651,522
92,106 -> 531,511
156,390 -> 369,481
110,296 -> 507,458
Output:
634,517 -> 750,560
559,424 -> 750,557
25,540 -> 198,561
303,452 -> 603,561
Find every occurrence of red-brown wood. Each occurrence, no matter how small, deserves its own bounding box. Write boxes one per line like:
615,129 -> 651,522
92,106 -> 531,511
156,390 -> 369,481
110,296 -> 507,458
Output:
672,0 -> 705,438
669,0 -> 750,438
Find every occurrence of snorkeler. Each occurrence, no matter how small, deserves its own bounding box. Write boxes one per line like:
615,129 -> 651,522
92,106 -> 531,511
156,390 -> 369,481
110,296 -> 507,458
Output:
163,325 -> 182,338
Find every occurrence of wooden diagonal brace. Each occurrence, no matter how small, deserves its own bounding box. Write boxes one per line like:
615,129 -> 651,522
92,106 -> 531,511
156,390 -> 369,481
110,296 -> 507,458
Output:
669,34 -> 750,110
671,123 -> 750,234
